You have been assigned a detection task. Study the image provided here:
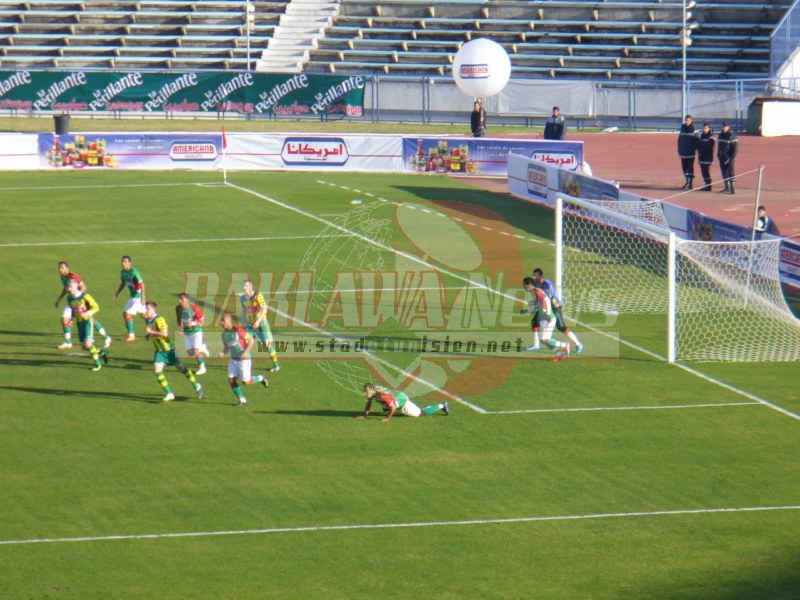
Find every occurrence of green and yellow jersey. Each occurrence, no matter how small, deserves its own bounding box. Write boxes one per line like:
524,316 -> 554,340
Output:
145,314 -> 173,352
241,292 -> 266,326
67,291 -> 100,323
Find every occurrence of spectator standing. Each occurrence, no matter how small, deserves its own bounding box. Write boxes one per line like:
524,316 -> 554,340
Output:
470,100 -> 486,137
677,114 -> 698,190
543,106 -> 567,140
754,206 -> 780,239
717,121 -> 738,194
696,123 -> 715,191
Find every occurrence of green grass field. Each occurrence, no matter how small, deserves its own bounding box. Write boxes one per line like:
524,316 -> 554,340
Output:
1,169 -> 799,599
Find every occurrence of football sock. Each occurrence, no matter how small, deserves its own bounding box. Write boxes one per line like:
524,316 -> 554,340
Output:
252,375 -> 265,385
124,315 -> 134,335
422,404 -> 442,416
63,325 -> 71,341
94,321 -> 107,337
197,357 -> 205,368
544,339 -> 557,350
88,344 -> 99,361
532,329 -> 540,346
266,345 -> 279,367
567,331 -> 580,346
230,382 -> 245,399
182,369 -> 199,390
156,372 -> 171,394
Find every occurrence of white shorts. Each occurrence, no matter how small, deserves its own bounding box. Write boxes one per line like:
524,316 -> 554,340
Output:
183,331 -> 204,354
124,297 -> 146,316
227,358 -> 251,382
400,399 -> 422,417
539,317 -> 557,340
61,305 -> 73,320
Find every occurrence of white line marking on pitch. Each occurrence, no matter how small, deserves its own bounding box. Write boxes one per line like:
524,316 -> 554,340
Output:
2,505 -> 797,546
490,401 -> 759,415
0,182 -> 215,192
269,304 -> 486,414
0,235 -> 349,248
229,182 -> 800,424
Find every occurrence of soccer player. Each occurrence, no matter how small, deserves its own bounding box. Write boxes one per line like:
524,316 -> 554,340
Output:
113,255 -> 145,342
175,293 -> 209,375
520,277 -> 570,361
241,278 -> 280,372
356,383 -> 449,422
65,279 -> 109,371
55,261 -> 112,350
218,313 -> 268,406
143,301 -> 203,403
531,268 -> 583,353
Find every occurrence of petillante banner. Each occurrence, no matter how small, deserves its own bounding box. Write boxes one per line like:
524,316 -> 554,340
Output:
0,70 -> 365,116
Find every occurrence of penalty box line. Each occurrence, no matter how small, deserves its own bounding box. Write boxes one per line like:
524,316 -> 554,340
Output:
269,305 -> 488,414
2,504 -> 798,546
225,182 -> 799,423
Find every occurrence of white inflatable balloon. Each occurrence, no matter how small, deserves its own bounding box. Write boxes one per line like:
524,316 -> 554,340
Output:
452,38 -> 511,98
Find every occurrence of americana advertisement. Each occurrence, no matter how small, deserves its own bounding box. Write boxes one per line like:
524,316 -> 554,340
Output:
0,70 -> 365,116
37,132 -> 406,172
402,137 -> 583,176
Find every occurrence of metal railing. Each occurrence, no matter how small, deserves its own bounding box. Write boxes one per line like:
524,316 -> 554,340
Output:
771,0 -> 800,77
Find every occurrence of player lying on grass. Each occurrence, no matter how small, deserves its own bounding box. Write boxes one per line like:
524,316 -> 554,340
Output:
520,277 -> 570,362
218,313 -> 269,407
356,383 -> 449,423
143,301 -> 203,403
66,278 -> 109,371
56,261 -> 112,350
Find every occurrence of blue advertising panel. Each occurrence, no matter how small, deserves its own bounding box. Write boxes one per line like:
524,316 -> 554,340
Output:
402,137 -> 583,176
39,133 -> 223,169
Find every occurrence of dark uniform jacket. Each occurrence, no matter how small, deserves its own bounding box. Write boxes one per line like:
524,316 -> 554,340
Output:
697,132 -> 715,165
677,124 -> 698,158
717,130 -> 738,163
543,116 -> 566,140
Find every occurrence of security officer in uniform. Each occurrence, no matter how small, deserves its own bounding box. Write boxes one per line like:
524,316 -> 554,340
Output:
717,121 -> 739,194
696,123 -> 715,191
677,114 -> 698,190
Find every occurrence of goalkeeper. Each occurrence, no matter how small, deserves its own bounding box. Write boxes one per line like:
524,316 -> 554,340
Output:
520,277 -> 570,361
531,268 -> 583,353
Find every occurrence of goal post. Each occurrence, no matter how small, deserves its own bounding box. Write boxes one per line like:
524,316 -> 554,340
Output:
556,195 -> 800,363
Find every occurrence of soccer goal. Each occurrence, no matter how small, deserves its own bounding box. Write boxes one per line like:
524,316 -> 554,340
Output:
555,196 -> 800,363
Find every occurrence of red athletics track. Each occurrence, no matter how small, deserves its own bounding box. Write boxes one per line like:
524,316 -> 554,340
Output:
469,132 -> 800,237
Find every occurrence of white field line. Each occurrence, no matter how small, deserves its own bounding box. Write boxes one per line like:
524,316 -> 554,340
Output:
318,179 -> 553,245
269,304 -> 487,414
0,235 -> 350,248
228,181 -> 799,422
491,401 -> 760,415
0,182 -> 215,192
2,504 -> 798,546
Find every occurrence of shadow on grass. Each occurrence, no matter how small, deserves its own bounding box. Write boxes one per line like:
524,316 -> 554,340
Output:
257,409 -> 356,418
0,385 -> 161,404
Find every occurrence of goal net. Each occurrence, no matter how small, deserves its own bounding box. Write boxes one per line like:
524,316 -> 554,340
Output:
557,196 -> 800,362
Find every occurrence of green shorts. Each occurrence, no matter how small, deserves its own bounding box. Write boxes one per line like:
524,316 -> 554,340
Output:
154,349 -> 182,367
77,320 -> 94,344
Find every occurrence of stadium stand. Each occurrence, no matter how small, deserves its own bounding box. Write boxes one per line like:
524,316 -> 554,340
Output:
307,0 -> 793,78
0,1 -> 287,70
0,0 -> 792,77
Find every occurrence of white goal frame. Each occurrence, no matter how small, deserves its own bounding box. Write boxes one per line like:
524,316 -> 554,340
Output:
556,195 -> 800,363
